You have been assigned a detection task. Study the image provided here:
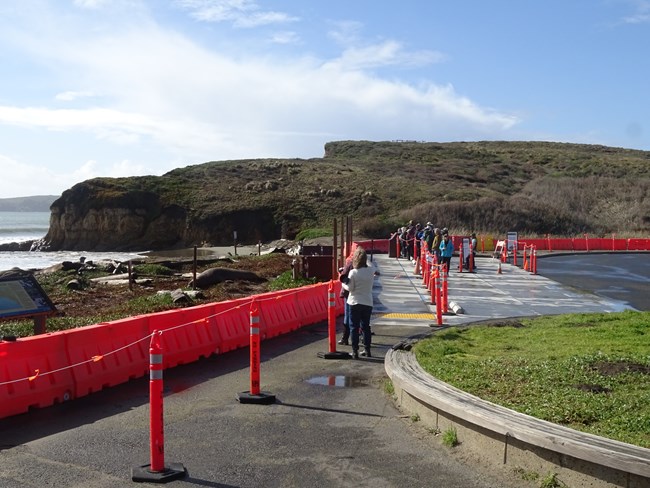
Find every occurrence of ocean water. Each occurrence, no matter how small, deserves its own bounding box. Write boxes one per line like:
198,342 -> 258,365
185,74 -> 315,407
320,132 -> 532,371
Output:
0,211 -> 144,272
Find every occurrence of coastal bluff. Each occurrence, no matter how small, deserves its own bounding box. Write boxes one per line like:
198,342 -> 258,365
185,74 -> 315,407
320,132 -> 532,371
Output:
23,140 -> 650,252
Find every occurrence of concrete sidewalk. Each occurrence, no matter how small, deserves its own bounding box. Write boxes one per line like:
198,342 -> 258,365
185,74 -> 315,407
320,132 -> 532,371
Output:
0,254 -> 630,488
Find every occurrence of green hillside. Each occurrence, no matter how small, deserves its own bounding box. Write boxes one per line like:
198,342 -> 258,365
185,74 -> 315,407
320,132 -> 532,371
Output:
47,141 -> 650,250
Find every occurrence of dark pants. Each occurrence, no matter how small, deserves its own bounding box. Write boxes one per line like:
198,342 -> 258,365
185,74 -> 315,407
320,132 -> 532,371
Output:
350,304 -> 372,352
441,256 -> 452,271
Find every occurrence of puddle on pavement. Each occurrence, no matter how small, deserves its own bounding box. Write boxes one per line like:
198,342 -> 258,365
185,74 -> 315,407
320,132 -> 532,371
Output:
306,375 -> 368,388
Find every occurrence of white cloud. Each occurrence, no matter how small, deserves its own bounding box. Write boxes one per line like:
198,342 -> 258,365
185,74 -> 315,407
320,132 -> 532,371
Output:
620,0 -> 650,23
327,40 -> 445,70
175,0 -> 299,27
268,31 -> 300,45
55,90 -> 96,101
73,0 -> 110,8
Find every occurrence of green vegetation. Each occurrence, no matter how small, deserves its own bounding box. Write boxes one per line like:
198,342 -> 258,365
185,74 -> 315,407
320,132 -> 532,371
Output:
414,311 -> 650,448
539,472 -> 567,488
295,228 -> 332,241
132,263 -> 175,276
382,377 -> 395,397
48,141 -> 650,251
441,426 -> 458,447
267,270 -> 316,291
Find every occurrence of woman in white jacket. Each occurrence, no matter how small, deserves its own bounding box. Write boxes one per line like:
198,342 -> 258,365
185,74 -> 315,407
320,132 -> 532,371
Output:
342,247 -> 374,359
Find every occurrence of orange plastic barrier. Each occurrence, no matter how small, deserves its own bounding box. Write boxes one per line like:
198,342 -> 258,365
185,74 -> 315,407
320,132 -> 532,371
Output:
210,299 -> 251,354
0,333 -> 74,418
354,239 -> 390,254
257,290 -> 301,338
295,283 -> 328,326
627,238 -> 650,251
148,305 -> 223,369
65,317 -> 150,398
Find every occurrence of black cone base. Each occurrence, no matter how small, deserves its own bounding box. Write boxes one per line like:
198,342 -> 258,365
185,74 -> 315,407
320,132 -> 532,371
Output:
317,351 -> 351,360
237,391 -> 276,404
132,462 -> 187,483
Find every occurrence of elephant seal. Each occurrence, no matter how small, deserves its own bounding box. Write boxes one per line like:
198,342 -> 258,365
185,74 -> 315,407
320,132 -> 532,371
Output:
190,267 -> 265,289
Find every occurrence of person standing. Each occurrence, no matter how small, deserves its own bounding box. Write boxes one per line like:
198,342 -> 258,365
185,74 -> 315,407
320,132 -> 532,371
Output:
439,233 -> 454,271
337,259 -> 353,345
342,247 -> 375,359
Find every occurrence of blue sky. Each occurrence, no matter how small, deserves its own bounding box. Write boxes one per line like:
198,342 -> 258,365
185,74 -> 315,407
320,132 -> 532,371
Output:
0,0 -> 648,198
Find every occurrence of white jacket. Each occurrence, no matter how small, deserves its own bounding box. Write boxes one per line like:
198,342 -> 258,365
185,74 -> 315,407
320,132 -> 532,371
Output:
342,266 -> 374,307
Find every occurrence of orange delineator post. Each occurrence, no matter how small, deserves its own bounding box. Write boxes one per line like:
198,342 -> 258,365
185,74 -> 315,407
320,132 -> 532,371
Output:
513,244 -> 517,266
430,267 -> 438,305
132,331 -> 187,482
523,246 -> 529,271
317,281 -> 349,359
468,242 -> 474,273
442,267 -> 449,314
249,304 -> 261,396
328,281 -> 337,353
532,247 -> 538,275
458,243 -> 463,273
435,271 -> 443,326
149,331 -> 165,473
237,301 -> 276,404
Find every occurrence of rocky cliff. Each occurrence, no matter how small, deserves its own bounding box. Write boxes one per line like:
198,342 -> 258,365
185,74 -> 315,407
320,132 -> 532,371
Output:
33,141 -> 650,251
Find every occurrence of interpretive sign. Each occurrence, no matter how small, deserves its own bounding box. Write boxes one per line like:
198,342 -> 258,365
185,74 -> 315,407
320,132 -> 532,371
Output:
506,231 -> 518,252
0,273 -> 57,321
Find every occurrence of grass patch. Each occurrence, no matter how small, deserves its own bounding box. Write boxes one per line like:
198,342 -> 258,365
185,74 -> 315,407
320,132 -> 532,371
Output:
441,426 -> 458,447
382,377 -> 395,396
295,228 -> 332,241
267,270 -> 317,291
540,472 -> 567,488
414,311 -> 650,448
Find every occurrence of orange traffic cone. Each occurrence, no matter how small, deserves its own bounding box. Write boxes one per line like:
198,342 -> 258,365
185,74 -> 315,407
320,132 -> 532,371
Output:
497,261 -> 502,274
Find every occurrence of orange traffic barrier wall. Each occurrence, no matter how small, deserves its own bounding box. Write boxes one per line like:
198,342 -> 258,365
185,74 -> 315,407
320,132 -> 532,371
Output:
210,298 -> 251,354
64,317 -> 150,398
147,305 -> 222,369
628,238 -> 650,251
257,290 -> 301,338
0,333 -> 74,418
493,237 -> 650,252
295,283 -> 328,326
0,281 -> 341,420
354,239 -> 390,254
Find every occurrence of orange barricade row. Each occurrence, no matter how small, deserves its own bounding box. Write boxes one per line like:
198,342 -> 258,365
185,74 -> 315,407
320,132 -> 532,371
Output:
65,318 -> 149,399
0,333 -> 74,418
210,299 -> 251,354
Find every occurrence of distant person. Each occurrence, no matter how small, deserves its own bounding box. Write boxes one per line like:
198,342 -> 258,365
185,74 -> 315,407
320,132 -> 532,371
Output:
431,228 -> 443,263
341,247 -> 375,359
439,233 -> 454,271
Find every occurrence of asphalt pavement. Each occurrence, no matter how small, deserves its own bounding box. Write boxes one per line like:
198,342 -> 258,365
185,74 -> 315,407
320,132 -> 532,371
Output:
0,253 -> 639,488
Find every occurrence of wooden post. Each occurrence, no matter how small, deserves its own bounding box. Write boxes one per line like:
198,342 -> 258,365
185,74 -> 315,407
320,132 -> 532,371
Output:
332,218 -> 338,278
192,246 -> 197,290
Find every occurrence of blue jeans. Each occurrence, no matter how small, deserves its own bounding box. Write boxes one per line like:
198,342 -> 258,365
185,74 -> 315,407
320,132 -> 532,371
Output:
350,304 -> 372,351
342,301 -> 352,339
